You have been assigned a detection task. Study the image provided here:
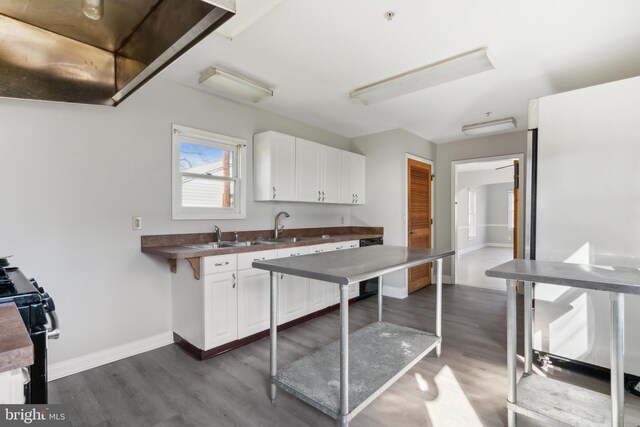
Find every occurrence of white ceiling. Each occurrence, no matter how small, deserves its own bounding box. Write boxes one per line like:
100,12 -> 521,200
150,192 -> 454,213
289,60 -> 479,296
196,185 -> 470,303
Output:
162,0 -> 640,143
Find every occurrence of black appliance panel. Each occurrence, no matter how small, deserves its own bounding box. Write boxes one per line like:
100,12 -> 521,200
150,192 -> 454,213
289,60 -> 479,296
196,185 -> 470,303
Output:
358,237 -> 383,299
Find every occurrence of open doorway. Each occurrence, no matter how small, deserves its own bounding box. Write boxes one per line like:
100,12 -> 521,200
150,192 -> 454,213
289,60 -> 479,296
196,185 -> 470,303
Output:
452,155 -> 523,291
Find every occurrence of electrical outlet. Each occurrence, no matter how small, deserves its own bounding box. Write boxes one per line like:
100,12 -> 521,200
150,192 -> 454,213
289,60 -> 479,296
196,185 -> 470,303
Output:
132,216 -> 142,230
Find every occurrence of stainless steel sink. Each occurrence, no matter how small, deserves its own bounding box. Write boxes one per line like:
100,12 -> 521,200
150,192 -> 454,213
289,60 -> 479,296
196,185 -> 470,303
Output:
223,241 -> 278,247
183,240 -> 278,250
259,236 -> 318,243
183,242 -> 229,250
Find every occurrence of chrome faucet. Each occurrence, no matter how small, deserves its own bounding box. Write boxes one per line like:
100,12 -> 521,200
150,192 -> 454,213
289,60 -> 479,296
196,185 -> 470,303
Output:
274,211 -> 290,239
213,225 -> 222,242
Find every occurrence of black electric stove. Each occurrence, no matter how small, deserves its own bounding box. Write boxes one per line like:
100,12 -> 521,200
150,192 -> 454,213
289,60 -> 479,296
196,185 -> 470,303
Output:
0,257 -> 58,404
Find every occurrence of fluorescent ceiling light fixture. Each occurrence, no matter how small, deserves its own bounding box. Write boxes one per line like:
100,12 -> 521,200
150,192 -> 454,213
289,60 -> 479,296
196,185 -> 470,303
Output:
350,47 -> 495,105
199,67 -> 273,103
462,117 -> 517,136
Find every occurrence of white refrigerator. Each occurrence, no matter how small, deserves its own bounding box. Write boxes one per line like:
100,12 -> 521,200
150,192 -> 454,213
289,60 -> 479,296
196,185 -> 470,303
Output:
526,75 -> 640,377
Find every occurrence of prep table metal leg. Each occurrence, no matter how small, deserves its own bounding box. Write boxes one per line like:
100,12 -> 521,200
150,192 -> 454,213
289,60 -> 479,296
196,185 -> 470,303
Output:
610,292 -> 625,427
340,284 -> 349,426
270,271 -> 278,402
507,279 -> 517,427
524,282 -> 533,375
435,258 -> 443,357
377,275 -> 383,322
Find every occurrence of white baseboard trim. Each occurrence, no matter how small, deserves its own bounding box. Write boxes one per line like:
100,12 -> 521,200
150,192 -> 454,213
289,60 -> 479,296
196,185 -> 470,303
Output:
459,242 -> 513,255
48,331 -> 174,381
458,243 -> 487,255
486,243 -> 513,248
382,285 -> 407,299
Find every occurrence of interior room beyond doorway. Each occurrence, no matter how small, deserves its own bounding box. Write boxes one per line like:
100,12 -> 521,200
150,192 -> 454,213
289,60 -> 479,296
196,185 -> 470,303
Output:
453,156 -> 522,290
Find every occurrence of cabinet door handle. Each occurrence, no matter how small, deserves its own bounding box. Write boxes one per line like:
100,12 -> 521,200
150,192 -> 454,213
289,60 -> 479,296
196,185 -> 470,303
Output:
253,257 -> 266,261
273,187 -> 276,199
232,273 -> 236,288
318,190 -> 321,201
352,194 -> 355,203
355,194 -> 359,203
281,274 -> 285,280
215,261 -> 230,266
290,253 -> 299,257
336,246 -> 343,250
322,191 -> 325,201
315,249 -> 322,253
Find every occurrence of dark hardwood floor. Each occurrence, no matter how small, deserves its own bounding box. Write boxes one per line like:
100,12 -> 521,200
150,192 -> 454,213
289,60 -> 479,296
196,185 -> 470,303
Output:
50,284 -> 639,426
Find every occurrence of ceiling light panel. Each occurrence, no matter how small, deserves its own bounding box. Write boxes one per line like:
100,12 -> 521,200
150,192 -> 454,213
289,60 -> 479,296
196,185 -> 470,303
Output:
350,48 -> 495,106
462,117 -> 517,136
199,67 -> 273,103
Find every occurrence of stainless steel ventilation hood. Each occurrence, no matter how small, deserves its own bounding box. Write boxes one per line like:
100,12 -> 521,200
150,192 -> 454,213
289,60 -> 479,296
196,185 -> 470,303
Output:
0,0 -> 235,106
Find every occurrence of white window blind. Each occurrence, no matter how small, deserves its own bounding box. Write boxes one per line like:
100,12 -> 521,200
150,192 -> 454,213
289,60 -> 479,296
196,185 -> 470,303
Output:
468,189 -> 477,239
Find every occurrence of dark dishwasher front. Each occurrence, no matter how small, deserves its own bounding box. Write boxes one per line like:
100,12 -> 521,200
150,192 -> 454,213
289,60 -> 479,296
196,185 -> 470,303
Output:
357,237 -> 383,299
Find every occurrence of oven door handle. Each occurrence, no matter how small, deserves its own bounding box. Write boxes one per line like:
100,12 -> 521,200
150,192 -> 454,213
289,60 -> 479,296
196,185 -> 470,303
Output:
46,311 -> 60,340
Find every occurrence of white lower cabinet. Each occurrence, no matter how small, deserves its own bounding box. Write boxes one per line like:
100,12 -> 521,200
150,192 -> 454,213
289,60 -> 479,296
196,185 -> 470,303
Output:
237,268 -> 271,339
204,270 -> 238,349
277,246 -> 311,324
309,244 -> 331,312
328,241 -> 361,304
171,254 -> 238,351
172,242 -> 362,352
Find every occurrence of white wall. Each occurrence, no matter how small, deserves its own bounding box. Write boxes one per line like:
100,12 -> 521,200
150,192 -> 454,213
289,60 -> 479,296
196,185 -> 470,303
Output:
486,183 -> 513,245
457,168 -> 514,190
350,128 -> 435,295
0,77 -> 353,368
435,131 -> 527,277
456,183 -> 513,252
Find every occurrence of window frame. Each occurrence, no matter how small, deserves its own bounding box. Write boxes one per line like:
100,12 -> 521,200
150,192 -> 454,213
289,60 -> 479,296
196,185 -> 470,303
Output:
172,124 -> 247,220
468,188 -> 477,239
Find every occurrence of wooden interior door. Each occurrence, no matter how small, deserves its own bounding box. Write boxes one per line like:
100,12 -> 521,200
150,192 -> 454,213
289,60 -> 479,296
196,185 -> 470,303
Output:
408,159 -> 432,293
513,160 -> 520,259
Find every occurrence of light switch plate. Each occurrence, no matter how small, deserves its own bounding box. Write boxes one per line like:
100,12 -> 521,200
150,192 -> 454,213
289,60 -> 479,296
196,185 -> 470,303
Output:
132,216 -> 142,230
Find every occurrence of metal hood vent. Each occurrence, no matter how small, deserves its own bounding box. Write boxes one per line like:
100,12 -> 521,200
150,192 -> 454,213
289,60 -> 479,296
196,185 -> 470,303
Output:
0,0 -> 235,106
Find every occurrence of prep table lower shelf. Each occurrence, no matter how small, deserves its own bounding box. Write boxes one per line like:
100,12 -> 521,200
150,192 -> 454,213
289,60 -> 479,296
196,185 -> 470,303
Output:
272,321 -> 441,422
510,374 -> 611,427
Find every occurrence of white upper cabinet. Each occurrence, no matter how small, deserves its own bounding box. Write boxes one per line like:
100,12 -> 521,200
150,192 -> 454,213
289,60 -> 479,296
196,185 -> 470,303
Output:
254,131 -> 365,204
341,151 -> 366,205
322,146 -> 343,203
253,131 -> 296,201
295,138 -> 322,202
296,138 -> 343,203
352,152 -> 366,205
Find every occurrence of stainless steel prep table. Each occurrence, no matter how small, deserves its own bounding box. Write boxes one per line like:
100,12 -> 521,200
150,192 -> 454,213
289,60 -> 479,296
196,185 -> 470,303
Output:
486,259 -> 640,427
252,245 -> 455,426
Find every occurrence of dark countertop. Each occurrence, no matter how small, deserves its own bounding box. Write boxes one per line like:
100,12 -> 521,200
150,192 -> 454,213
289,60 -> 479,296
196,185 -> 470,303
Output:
141,227 -> 383,260
486,259 -> 640,295
253,246 -> 455,285
0,302 -> 33,373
